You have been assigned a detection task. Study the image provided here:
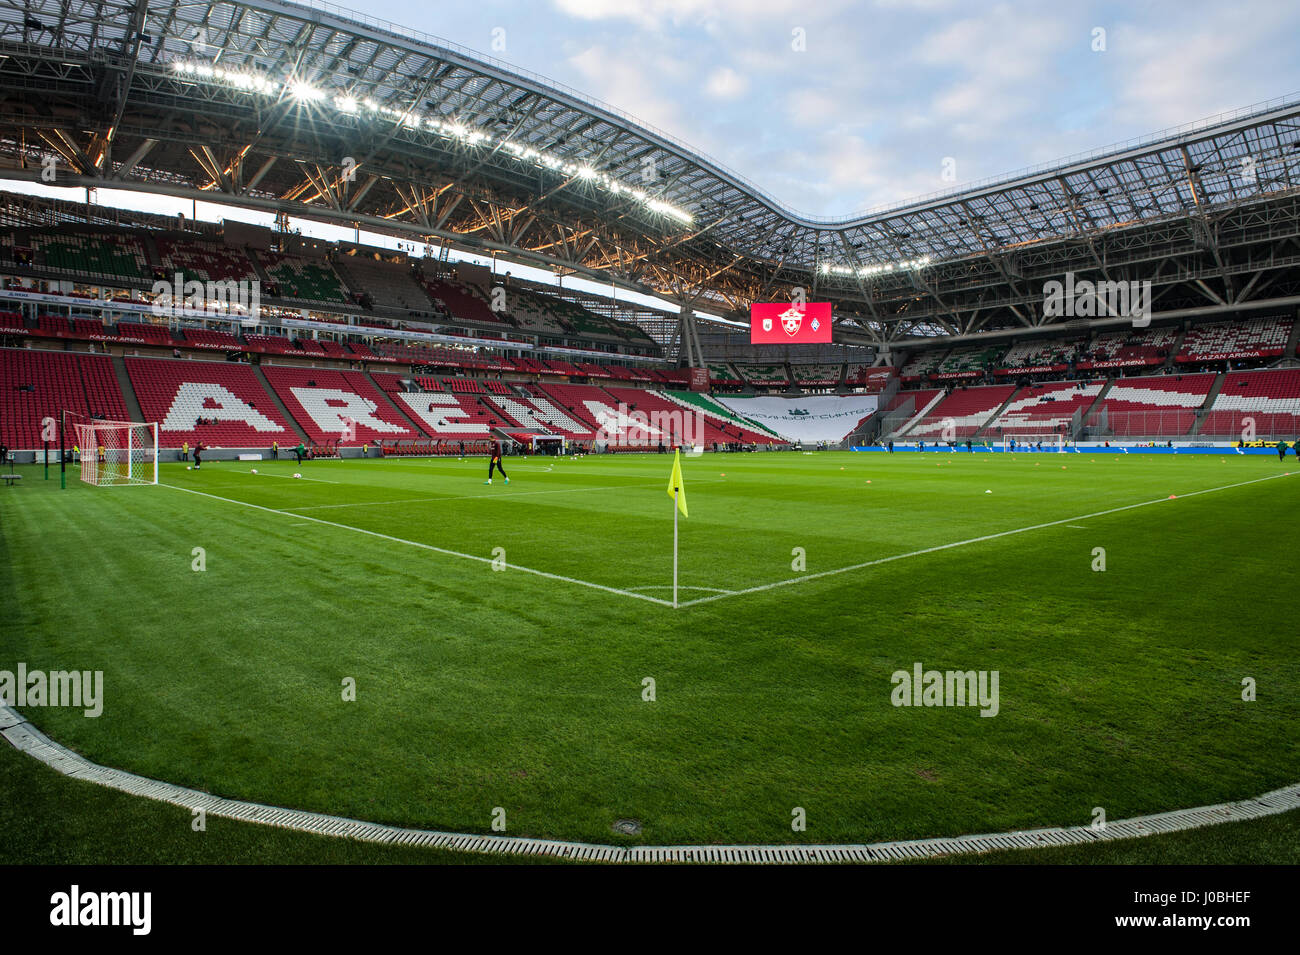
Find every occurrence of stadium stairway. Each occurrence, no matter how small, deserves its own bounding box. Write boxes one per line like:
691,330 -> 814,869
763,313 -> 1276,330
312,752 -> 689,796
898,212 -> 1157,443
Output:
251,365 -> 310,444
1188,372 -> 1228,436
890,391 -> 945,438
1286,314 -> 1300,357
246,249 -> 274,288
970,387 -> 1023,439
138,231 -> 163,271
1163,329 -> 1187,369
1073,379 -> 1114,438
110,355 -> 146,423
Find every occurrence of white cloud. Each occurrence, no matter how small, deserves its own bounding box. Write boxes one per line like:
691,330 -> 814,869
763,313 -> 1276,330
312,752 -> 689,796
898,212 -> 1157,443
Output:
704,66 -> 749,99
566,45 -> 687,133
1107,9 -> 1295,130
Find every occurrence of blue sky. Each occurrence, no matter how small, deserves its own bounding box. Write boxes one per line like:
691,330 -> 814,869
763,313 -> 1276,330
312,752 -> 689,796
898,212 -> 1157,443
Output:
347,0 -> 1300,217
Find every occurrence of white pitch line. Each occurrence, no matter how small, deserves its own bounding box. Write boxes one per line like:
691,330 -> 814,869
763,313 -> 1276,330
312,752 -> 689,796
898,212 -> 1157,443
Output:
243,470 -> 339,485
626,585 -> 737,595
676,471 -> 1294,609
160,484 -> 674,607
290,479 -> 683,511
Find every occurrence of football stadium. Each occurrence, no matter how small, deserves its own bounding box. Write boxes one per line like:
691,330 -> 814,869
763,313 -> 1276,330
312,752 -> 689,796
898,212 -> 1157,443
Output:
1,0 -> 1298,892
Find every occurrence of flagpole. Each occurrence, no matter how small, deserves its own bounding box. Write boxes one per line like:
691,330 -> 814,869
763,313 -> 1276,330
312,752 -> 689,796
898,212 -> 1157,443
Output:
673,488 -> 679,609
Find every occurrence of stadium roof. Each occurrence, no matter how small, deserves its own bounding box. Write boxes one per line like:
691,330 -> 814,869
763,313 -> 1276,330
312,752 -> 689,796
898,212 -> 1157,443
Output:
3,0 -> 1300,347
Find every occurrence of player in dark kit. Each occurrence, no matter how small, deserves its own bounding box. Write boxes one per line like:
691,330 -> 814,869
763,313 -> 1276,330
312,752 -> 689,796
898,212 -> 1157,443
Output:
192,441 -> 204,470
484,438 -> 509,485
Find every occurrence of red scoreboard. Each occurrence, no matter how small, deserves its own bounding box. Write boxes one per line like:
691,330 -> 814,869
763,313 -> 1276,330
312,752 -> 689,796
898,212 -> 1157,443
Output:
750,302 -> 833,344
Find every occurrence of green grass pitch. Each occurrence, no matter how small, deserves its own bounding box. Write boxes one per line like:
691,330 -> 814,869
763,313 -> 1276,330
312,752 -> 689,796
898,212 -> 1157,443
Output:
1,450 -> 1296,858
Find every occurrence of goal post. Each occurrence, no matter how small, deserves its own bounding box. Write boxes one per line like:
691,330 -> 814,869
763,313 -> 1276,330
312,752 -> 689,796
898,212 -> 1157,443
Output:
1001,432 -> 1066,453
73,419 -> 158,486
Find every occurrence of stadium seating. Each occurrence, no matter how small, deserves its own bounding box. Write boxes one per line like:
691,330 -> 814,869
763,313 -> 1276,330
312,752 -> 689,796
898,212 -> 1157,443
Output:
498,288 -> 570,336
443,377 -> 485,394
243,334 -> 302,355
73,318 -> 110,341
523,381 -> 721,446
989,381 -> 1104,435
791,363 -> 842,386
260,366 -> 422,444
548,297 -> 628,341
394,391 -> 502,438
936,344 -> 1003,377
1078,327 -> 1176,369
737,364 -> 789,387
369,372 -> 410,394
1176,316 -> 1292,363
178,326 -> 244,351
153,238 -> 257,284
1084,373 -> 1216,436
257,251 -> 349,305
422,277 -> 505,325
883,388 -> 940,414
331,255 -> 434,312
0,311 -> 27,335
0,348 -> 129,448
658,389 -> 781,440
485,394 -> 596,437
1199,369 -> 1300,438
36,315 -> 72,338
528,382 -> 616,433
603,386 -> 779,445
115,321 -> 177,346
999,338 -> 1084,371
348,341 -> 392,362
79,354 -> 132,424
31,231 -> 151,282
707,362 -> 740,384
901,351 -> 947,379
125,356 -> 298,447
905,384 -> 1016,438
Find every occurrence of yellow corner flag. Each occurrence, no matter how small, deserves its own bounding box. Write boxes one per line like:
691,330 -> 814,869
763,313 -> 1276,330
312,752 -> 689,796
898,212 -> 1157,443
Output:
667,448 -> 688,518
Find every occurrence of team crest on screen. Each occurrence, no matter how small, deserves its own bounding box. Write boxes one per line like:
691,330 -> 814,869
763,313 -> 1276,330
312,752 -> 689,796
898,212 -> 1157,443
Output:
762,317 -> 773,332
780,305 -> 804,336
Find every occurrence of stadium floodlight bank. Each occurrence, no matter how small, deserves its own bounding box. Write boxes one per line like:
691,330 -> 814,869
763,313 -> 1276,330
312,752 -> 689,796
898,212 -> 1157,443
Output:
73,420 -> 159,486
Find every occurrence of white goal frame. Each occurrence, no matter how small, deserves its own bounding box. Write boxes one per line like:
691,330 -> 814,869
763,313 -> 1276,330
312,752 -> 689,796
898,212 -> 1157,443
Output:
74,420 -> 159,486
1001,433 -> 1066,453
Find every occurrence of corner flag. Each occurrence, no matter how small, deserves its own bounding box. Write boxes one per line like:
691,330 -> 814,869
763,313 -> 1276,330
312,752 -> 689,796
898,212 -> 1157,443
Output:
667,449 -> 688,518
667,449 -> 687,608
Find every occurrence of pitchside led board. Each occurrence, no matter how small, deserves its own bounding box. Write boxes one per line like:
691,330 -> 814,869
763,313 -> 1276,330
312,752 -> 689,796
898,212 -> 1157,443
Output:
750,302 -> 833,344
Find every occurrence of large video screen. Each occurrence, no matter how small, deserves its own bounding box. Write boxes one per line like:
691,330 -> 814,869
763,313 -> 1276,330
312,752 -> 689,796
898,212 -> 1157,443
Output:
750,302 -> 832,344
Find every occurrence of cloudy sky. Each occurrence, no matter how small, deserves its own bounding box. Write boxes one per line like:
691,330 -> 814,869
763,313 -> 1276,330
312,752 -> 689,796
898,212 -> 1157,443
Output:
349,0 -> 1300,218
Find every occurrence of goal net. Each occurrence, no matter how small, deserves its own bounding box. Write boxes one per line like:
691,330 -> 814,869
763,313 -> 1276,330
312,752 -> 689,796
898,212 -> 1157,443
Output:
73,420 -> 158,486
1001,433 -> 1066,452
